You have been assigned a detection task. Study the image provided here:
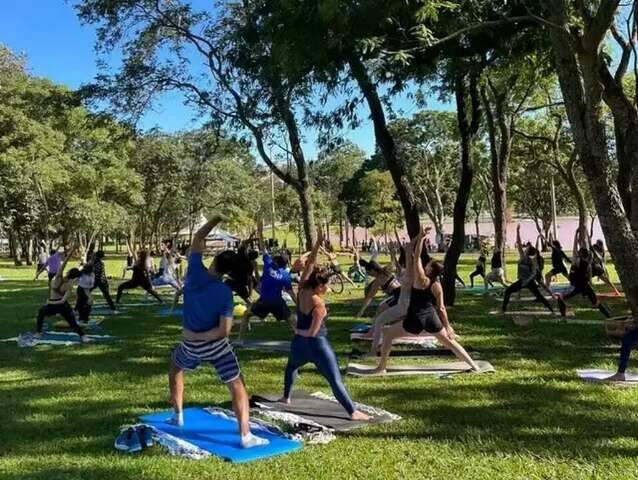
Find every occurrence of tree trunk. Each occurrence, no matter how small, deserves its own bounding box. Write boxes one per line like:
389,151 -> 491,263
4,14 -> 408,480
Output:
295,183 -> 316,251
544,0 -> 638,314
481,87 -> 508,270
24,238 -> 33,266
443,70 -> 481,305
348,55 -> 421,238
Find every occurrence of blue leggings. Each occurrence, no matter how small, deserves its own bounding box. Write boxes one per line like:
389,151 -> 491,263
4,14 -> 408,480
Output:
618,328 -> 638,373
283,335 -> 356,415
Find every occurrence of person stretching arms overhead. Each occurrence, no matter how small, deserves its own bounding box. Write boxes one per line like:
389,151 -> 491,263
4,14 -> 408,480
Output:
373,227 -> 479,374
168,215 -> 268,448
279,232 -> 370,421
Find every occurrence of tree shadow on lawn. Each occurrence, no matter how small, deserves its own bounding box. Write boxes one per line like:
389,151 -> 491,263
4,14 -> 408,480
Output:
345,379 -> 638,460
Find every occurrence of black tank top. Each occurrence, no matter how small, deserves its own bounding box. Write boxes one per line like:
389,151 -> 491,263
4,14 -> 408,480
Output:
296,306 -> 327,336
409,284 -> 436,312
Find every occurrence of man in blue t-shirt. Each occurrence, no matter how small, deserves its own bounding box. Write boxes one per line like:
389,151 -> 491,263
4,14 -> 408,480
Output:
237,249 -> 296,341
168,215 -> 268,449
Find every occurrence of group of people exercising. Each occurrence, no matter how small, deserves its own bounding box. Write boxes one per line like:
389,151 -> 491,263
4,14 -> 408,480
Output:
31,217 -> 636,446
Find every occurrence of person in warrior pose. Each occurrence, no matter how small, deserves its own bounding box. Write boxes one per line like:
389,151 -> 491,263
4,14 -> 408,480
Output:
373,227 -> 479,374
34,245 -> 90,343
502,225 -> 558,314
167,215 -> 268,448
279,232 -> 370,421
116,250 -> 163,305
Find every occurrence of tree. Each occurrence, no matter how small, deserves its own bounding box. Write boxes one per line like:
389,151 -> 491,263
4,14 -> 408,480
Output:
76,0 -> 320,249
312,142 -> 365,246
538,0 -> 638,314
391,111 -> 460,251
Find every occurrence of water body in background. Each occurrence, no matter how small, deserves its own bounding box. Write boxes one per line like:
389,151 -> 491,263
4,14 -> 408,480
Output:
343,216 -> 604,250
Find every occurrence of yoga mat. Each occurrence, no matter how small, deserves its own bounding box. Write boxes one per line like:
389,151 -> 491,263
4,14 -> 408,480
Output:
346,360 -> 494,377
139,407 -> 302,463
251,391 -> 400,431
351,323 -> 372,333
597,292 -> 625,299
577,369 -> 638,385
159,307 -> 182,317
232,339 -> 291,352
2,332 -> 115,346
350,347 -> 477,358
51,317 -> 104,329
350,332 -> 438,346
537,318 -> 603,325
492,309 -> 574,317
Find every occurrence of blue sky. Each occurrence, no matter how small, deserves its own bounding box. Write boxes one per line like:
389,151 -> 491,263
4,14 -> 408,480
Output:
1,0 -> 452,158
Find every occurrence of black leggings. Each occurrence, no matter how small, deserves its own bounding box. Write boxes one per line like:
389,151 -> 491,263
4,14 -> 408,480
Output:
618,328 -> 638,373
116,278 -> 162,303
502,279 -> 554,313
93,281 -> 116,310
559,284 -> 611,317
37,302 -> 84,336
75,287 -> 92,322
469,270 -> 491,288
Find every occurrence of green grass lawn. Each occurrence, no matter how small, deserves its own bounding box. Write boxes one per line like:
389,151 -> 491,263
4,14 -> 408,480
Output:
0,254 -> 636,479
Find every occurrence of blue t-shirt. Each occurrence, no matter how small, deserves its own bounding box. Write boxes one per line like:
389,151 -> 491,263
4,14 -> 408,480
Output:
259,254 -> 292,301
183,253 -> 234,332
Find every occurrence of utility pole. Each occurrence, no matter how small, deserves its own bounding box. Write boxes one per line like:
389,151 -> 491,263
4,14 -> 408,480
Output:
270,171 -> 276,241
550,174 -> 558,241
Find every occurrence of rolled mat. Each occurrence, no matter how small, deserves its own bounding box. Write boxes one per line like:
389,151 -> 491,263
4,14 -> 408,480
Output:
346,360 -> 494,377
577,369 -> 638,385
139,407 -> 302,463
251,391 -> 400,431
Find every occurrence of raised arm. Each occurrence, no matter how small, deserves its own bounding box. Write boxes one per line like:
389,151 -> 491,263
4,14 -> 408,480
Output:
413,230 -> 429,288
516,225 -> 524,257
192,214 -> 226,254
301,232 -> 323,284
56,245 -> 76,280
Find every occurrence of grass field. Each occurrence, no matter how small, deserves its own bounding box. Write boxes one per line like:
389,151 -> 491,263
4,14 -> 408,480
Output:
0,253 -> 636,480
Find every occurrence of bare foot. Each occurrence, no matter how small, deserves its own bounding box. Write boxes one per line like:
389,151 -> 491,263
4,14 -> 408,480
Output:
351,410 -> 371,421
277,397 -> 291,404
370,367 -> 386,375
605,372 -> 626,382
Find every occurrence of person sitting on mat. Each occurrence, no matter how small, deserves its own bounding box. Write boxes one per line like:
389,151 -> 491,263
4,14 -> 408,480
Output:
545,240 -> 571,289
486,249 -> 507,288
167,214 -> 269,448
373,227 -> 479,374
556,227 -> 612,318
354,260 -> 401,319
469,254 -> 491,290
502,225 -> 558,314
35,244 -> 90,343
237,246 -> 296,342
279,232 -> 370,421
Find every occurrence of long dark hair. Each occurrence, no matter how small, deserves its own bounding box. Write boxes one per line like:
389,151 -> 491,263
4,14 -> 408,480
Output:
302,267 -> 330,291
427,261 -> 444,281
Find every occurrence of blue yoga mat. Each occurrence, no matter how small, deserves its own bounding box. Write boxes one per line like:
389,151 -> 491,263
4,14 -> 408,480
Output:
351,323 -> 371,333
159,307 -> 182,317
41,332 -> 113,343
139,408 -> 302,463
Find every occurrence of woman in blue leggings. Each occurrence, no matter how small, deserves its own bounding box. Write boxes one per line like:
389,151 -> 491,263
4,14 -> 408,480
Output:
280,233 -> 370,421
606,328 -> 638,382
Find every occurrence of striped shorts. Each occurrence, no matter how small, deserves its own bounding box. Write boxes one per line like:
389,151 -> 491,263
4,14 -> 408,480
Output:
171,338 -> 241,384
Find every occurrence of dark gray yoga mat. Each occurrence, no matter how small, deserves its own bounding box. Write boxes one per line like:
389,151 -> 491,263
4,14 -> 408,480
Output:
233,339 -> 291,352
251,391 -> 399,431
